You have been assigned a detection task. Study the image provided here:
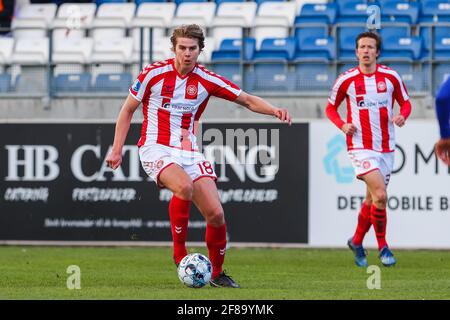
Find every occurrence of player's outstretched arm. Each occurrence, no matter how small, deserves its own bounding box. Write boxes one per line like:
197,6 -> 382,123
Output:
106,94 -> 141,169
234,91 -> 292,125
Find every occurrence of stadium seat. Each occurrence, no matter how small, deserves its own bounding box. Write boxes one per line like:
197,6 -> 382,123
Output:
52,73 -> 92,92
11,38 -> 49,65
434,63 -> 450,94
52,38 -> 94,65
296,63 -> 335,91
384,62 -> 426,92
379,36 -> 422,62
211,63 -> 242,87
337,26 -> 366,61
91,3 -> 136,40
381,1 -> 420,24
294,36 -> 336,62
91,38 -> 134,64
419,1 -> 450,23
96,0 -> 127,5
172,2 -> 216,27
135,0 -> 166,4
0,37 -> 14,65
131,2 -> 176,57
214,1 -> 257,26
336,1 -> 370,23
175,0 -> 209,5
246,63 -> 296,92
92,72 -> 132,92
253,37 -> 296,62
0,74 -> 12,92
435,32 -> 450,61
255,0 -> 286,6
418,26 -> 450,60
294,26 -> 328,51
379,26 -> 410,40
337,63 -> 358,75
215,0 -> 245,4
211,38 -> 256,61
295,2 -> 337,25
51,3 -> 96,41
11,3 -> 58,39
257,1 -> 297,26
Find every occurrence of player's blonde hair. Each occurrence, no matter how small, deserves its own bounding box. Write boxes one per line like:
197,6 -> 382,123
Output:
170,24 -> 205,51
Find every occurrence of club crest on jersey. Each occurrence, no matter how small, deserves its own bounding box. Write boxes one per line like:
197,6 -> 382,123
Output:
185,84 -> 198,99
131,79 -> 141,92
362,161 -> 371,169
377,81 -> 387,92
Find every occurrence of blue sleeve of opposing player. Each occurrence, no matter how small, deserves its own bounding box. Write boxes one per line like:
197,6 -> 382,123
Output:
435,77 -> 450,139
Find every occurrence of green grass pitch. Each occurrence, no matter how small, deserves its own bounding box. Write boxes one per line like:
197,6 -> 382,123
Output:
1,246 -> 450,300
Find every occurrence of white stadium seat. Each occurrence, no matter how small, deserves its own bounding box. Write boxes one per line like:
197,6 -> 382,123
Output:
258,1 -> 297,26
215,2 -> 257,27
131,3 -> 176,55
0,37 -> 15,65
12,3 -> 57,39
52,38 -> 94,64
12,38 -> 49,65
172,2 -> 216,27
91,37 -> 133,63
51,3 -> 97,41
91,3 -> 136,40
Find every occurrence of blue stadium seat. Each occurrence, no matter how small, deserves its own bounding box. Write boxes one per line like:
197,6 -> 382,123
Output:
384,62 -> 426,91
245,63 -> 295,92
379,36 -> 422,62
211,38 -> 256,62
419,1 -> 450,23
294,3 -> 337,25
435,32 -> 450,61
381,1 -> 420,24
379,26 -> 410,40
295,63 -> 335,91
337,26 -> 365,61
337,63 -> 358,76
253,37 -> 296,62
419,26 -> 450,60
434,63 -> 450,94
294,26 -> 328,49
96,0 -> 127,5
255,0 -> 285,6
92,73 -> 132,92
0,74 -> 11,93
337,1 -> 371,23
52,73 -> 91,93
294,36 -> 336,62
211,63 -> 242,87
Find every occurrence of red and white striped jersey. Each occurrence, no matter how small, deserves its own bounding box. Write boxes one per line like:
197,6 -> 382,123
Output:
327,64 -> 410,152
129,58 -> 242,150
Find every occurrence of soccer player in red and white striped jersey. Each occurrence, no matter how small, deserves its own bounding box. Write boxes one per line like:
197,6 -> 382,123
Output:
326,32 -> 412,267
106,25 -> 291,288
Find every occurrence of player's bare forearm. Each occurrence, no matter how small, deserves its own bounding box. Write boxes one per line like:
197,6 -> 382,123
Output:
235,92 -> 291,124
107,95 -> 140,169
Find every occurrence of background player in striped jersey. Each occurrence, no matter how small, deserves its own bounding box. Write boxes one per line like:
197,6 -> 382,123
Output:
435,76 -> 450,166
325,32 -> 412,268
106,24 -> 291,288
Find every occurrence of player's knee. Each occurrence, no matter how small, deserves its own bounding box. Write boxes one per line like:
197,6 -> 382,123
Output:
206,207 -> 225,227
373,189 -> 387,207
175,181 -> 194,200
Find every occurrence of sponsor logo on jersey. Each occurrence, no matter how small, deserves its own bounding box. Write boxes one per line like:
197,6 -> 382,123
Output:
356,96 -> 365,108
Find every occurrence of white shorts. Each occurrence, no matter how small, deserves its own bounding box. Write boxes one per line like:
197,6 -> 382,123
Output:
139,144 -> 217,187
347,149 -> 395,185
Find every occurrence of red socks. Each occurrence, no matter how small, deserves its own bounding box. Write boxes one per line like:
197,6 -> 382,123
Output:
169,196 -> 191,264
206,224 -> 227,279
352,202 -> 372,245
370,205 -> 388,250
